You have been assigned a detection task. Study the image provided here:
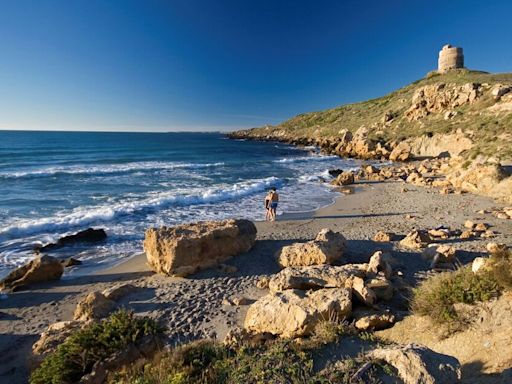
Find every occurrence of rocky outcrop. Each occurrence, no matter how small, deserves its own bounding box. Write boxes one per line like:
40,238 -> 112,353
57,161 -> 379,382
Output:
405,83 -> 481,121
368,344 -> 461,384
36,228 -> 107,252
276,228 -> 346,268
244,288 -> 352,338
0,255 -> 64,292
445,160 -> 512,204
408,132 -> 473,158
144,219 -> 257,276
33,321 -> 83,356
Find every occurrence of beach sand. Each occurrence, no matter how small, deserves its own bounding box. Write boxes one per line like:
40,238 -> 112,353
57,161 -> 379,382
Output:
1,177 -> 511,383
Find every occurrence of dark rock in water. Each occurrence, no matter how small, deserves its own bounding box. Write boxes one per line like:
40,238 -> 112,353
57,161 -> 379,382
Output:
0,255 -> 64,291
36,228 -> 107,252
61,257 -> 82,268
328,169 -> 343,178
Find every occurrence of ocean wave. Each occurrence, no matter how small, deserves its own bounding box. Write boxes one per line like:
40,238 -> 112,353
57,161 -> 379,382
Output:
273,155 -> 338,163
0,176 -> 281,238
0,161 -> 225,178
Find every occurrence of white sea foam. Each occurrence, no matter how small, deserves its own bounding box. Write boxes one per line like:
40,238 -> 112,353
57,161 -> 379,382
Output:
0,161 -> 225,178
0,176 -> 281,238
273,155 -> 338,163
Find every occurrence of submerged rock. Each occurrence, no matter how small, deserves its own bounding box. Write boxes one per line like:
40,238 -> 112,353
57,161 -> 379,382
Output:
36,228 -> 107,252
144,219 -> 257,276
0,255 -> 64,291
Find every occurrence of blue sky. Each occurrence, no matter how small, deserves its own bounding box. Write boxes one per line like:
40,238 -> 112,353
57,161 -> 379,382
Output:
0,0 -> 511,132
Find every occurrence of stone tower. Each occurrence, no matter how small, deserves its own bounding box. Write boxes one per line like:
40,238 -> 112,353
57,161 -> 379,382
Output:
438,44 -> 464,73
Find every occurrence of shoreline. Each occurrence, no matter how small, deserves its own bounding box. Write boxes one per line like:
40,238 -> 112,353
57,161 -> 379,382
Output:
1,168 -> 511,383
100,188 -> 345,276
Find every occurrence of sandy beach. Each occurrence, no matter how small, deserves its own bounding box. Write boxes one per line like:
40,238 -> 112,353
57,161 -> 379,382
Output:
1,174 -> 511,383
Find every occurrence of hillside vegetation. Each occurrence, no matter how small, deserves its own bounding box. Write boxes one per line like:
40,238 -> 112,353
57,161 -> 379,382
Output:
232,69 -> 512,160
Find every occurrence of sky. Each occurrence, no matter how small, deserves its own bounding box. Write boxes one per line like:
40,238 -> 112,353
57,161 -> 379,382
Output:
0,0 -> 511,132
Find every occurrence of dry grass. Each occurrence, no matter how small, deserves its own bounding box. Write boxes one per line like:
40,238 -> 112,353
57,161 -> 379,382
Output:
411,249 -> 512,331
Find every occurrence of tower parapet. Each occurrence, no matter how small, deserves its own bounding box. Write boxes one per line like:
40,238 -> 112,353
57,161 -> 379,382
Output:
438,44 -> 464,73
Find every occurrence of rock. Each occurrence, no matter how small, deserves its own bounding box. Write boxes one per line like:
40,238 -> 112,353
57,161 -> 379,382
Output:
256,276 -> 270,289
459,230 -> 474,239
277,228 -> 346,268
355,313 -> 395,331
102,283 -> 137,301
389,141 -> 412,162
331,171 -> 355,186
399,230 -> 431,250
33,320 -> 83,356
328,169 -> 343,178
366,251 -> 392,279
73,292 -> 117,321
244,288 -> 352,338
428,228 -> 450,239
144,219 -> 257,276
349,276 -> 377,306
364,165 -> 379,174
223,327 -> 273,348
60,257 -> 82,267
491,84 -> 511,99
472,257 -> 490,273
481,230 -> 496,239
368,344 -> 461,384
37,228 -> 107,252
373,231 -> 394,242
268,264 -> 367,293
486,242 -> 508,254
232,296 -> 252,306
366,277 -> 394,301
421,244 -> 457,264
0,255 -> 64,292
474,222 -> 489,232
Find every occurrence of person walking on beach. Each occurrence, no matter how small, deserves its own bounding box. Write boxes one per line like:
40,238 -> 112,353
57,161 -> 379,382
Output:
269,187 -> 279,221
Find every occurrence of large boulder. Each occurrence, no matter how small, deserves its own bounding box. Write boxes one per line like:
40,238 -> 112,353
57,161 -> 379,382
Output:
244,288 -> 352,338
268,264 -> 367,293
144,219 -> 257,276
0,255 -> 64,291
389,141 -> 412,162
277,228 -> 346,268
368,344 -> 461,384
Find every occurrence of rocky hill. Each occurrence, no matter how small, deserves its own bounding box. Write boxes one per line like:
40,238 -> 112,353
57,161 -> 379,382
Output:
230,69 -> 512,161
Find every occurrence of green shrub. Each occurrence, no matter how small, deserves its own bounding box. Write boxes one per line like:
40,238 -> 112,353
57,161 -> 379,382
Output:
30,310 -> 163,384
411,266 -> 502,325
488,249 -> 512,290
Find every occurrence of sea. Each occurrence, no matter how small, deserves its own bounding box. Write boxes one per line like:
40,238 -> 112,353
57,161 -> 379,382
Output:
0,130 -> 367,277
